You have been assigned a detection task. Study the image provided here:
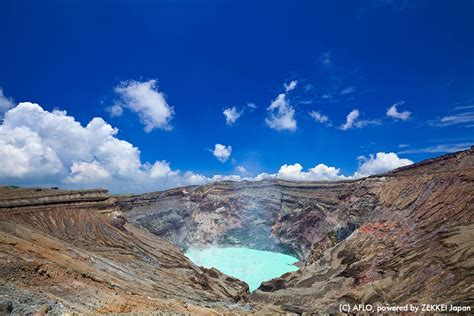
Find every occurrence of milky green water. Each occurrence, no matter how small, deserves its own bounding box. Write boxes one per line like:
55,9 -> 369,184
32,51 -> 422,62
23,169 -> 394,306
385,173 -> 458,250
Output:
185,246 -> 299,291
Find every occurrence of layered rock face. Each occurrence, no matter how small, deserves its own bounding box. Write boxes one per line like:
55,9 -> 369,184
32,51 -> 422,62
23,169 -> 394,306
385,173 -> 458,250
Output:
1,148 -> 473,314
251,148 -> 474,313
120,147 -> 474,313
119,178 -> 380,261
0,188 -> 249,314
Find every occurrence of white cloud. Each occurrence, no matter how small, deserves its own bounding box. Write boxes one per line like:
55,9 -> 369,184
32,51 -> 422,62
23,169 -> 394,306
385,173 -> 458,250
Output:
277,163 -> 347,181
223,103 -> 257,125
437,112 -> 474,126
321,93 -> 332,100
254,152 -> 413,182
106,104 -> 124,117
453,104 -> 474,110
284,80 -> 298,92
398,143 -> 471,154
0,102 -> 222,193
209,174 -> 243,182
149,160 -> 180,178
0,102 -> 131,182
265,93 -> 297,131
212,144 -> 232,163
0,102 -> 417,192
247,102 -> 257,109
236,165 -> 248,174
309,111 -> 329,124
429,104 -> 474,127
114,79 -> 174,132
253,172 -> 275,181
340,109 -> 380,130
0,88 -> 14,115
354,152 -> 413,178
223,106 -> 243,125
0,125 -> 64,179
387,101 -> 411,121
67,161 -> 111,183
340,109 -> 360,130
0,102 -> 146,181
341,86 -> 357,95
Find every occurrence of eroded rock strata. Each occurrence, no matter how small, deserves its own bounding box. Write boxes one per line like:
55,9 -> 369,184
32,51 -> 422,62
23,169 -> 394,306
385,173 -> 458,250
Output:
0,188 -> 249,314
251,149 -> 474,313
1,147 -> 473,314
119,147 -> 474,313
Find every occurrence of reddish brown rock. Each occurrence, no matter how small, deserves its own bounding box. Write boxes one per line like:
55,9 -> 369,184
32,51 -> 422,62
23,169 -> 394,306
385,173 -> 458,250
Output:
0,188 -> 249,314
250,148 -> 474,313
120,147 -> 474,313
1,147 -> 473,314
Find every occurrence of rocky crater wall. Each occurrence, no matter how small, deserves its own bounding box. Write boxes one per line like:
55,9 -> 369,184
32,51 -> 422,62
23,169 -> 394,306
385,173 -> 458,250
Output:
1,147 -> 473,314
118,148 -> 474,313
118,178 -> 381,261
0,186 -> 251,314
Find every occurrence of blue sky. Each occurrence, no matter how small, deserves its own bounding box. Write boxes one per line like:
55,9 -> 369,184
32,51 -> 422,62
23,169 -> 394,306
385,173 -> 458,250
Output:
0,1 -> 473,192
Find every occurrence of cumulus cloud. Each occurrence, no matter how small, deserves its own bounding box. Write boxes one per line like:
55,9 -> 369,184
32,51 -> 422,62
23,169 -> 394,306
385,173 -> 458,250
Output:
0,88 -> 14,115
67,161 -> 111,183
0,125 -> 64,179
149,160 -> 180,178
340,109 -> 380,130
309,111 -> 330,124
114,79 -> 174,132
223,106 -> 243,125
223,103 -> 257,125
387,101 -> 411,121
354,152 -> 413,178
0,102 -> 220,193
212,144 -> 232,163
277,163 -> 347,181
0,102 -> 138,182
209,174 -> 243,182
236,165 -> 249,175
266,93 -> 297,131
254,152 -> 413,182
0,103 -> 415,192
284,80 -> 298,92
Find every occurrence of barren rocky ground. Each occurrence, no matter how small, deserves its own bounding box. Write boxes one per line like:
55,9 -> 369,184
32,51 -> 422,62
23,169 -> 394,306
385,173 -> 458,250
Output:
1,147 -> 473,314
0,189 -> 251,314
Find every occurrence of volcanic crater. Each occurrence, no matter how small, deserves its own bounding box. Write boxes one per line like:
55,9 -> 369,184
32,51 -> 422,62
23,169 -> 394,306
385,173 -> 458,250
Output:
1,147 -> 473,314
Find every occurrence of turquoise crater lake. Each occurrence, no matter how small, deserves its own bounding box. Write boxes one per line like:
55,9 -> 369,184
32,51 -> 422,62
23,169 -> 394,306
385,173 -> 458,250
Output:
185,246 -> 299,291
